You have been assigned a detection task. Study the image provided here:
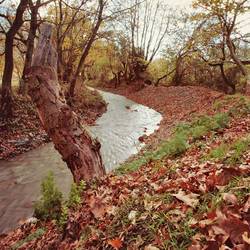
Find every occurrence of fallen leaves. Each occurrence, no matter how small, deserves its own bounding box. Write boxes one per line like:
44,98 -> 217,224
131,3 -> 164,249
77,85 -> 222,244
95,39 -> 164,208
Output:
87,194 -> 110,219
107,238 -> 123,249
1,93 -> 250,250
222,193 -> 238,205
144,244 -> 160,250
172,190 -> 200,208
242,232 -> 250,244
243,196 -> 250,213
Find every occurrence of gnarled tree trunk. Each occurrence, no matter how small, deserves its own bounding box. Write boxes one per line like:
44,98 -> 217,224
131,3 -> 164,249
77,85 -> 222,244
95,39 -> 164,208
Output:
27,24 -> 105,183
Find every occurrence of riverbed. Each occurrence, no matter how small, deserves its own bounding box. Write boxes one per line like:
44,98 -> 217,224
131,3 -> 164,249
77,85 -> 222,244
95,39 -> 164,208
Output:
0,90 -> 162,234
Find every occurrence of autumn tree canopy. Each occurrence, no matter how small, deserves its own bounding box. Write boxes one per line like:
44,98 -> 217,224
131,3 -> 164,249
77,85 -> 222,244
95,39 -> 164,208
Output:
0,0 -> 249,118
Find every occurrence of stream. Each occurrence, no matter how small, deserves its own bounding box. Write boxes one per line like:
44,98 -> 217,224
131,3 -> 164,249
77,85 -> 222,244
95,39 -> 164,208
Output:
0,90 -> 162,234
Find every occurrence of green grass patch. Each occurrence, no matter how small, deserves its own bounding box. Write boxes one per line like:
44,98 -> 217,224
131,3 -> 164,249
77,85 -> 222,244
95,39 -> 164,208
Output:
213,94 -> 250,114
116,133 -> 188,175
197,177 -> 250,215
11,228 -> 45,250
207,143 -> 229,161
117,112 -> 231,174
227,137 -> 250,164
206,136 -> 250,164
106,195 -> 195,249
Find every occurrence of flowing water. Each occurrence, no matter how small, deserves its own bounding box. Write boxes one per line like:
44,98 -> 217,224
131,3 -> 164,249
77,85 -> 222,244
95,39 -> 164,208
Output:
0,90 -> 162,234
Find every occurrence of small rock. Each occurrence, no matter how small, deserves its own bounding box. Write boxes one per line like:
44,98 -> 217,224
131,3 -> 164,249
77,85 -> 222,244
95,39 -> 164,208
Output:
138,135 -> 147,142
23,217 -> 38,225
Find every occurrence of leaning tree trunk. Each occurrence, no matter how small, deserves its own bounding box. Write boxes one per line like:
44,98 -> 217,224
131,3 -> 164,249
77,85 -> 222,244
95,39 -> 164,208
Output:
27,24 -> 105,183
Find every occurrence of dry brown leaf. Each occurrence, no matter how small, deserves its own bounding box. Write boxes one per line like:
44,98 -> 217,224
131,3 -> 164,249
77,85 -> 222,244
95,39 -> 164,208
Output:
128,210 -> 137,225
243,196 -> 250,212
222,193 -> 238,205
242,232 -> 250,244
144,244 -> 160,250
144,199 -> 162,211
87,195 -> 107,219
172,190 -> 199,208
198,219 -> 215,228
211,225 -> 228,236
219,217 -> 250,244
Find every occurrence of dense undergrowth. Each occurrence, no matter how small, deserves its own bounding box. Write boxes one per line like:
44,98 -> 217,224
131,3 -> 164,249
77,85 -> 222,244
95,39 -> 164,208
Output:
0,94 -> 250,250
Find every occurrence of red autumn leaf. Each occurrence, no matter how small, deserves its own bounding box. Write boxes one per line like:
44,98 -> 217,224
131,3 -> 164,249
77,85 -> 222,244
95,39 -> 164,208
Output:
207,210 -> 217,220
107,238 -> 123,249
215,168 -> 242,186
219,217 -> 250,245
205,240 -> 220,250
206,170 -> 217,191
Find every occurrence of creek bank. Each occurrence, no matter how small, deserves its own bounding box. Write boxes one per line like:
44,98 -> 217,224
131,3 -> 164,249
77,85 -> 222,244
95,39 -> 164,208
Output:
0,88 -> 107,160
0,89 -> 162,235
1,95 -> 249,249
102,85 -> 224,149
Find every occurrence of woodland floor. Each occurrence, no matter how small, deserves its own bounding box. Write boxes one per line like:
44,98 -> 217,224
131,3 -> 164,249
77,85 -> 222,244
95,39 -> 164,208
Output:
0,86 -> 249,249
0,88 -> 106,160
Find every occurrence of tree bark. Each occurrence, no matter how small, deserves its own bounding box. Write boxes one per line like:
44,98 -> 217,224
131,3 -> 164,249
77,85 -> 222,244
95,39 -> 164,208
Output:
0,0 -> 29,118
226,36 -> 247,77
218,63 -> 235,94
19,0 -> 40,95
172,56 -> 183,86
155,67 -> 176,86
27,24 -> 105,183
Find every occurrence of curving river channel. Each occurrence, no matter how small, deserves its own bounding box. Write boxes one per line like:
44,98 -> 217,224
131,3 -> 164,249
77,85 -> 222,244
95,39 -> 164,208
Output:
0,90 -> 162,234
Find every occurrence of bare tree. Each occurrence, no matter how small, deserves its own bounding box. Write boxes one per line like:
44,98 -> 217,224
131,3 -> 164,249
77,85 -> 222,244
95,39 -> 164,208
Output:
69,0 -> 106,97
116,0 -> 172,82
0,0 -> 29,118
220,0 -> 249,76
54,0 -> 88,81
